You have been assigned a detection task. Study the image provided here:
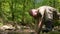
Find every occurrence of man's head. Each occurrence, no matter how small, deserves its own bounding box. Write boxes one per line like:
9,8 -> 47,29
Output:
29,9 -> 42,19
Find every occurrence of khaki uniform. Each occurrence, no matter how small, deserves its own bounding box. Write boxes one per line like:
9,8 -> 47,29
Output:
38,6 -> 58,20
37,6 -> 59,32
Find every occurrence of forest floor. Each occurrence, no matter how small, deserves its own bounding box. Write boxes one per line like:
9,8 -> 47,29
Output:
0,29 -> 60,34
0,24 -> 60,34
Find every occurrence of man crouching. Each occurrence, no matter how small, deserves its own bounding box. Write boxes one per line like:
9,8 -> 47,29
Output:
29,6 -> 60,34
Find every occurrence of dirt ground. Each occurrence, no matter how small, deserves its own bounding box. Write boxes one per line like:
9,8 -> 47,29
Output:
0,29 -> 60,34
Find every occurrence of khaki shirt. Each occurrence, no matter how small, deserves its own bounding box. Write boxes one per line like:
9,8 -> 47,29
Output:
37,6 -> 58,20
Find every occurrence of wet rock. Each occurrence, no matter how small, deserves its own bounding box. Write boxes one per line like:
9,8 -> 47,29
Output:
0,25 -> 15,31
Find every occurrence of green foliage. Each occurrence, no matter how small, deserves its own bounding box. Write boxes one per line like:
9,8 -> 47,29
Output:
0,0 -> 60,26
0,23 -> 3,26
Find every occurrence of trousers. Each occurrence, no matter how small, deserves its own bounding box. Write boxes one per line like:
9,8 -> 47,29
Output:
42,19 -> 54,33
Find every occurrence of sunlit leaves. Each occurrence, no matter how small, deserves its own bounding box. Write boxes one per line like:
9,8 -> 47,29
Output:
1,2 -> 10,12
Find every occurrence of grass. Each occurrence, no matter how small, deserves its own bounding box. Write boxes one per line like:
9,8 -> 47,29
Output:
48,31 -> 60,34
41,31 -> 60,34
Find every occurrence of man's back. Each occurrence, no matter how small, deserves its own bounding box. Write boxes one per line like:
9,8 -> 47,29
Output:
38,6 -> 57,20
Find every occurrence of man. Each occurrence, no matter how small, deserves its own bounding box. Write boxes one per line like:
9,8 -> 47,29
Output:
29,6 -> 59,34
